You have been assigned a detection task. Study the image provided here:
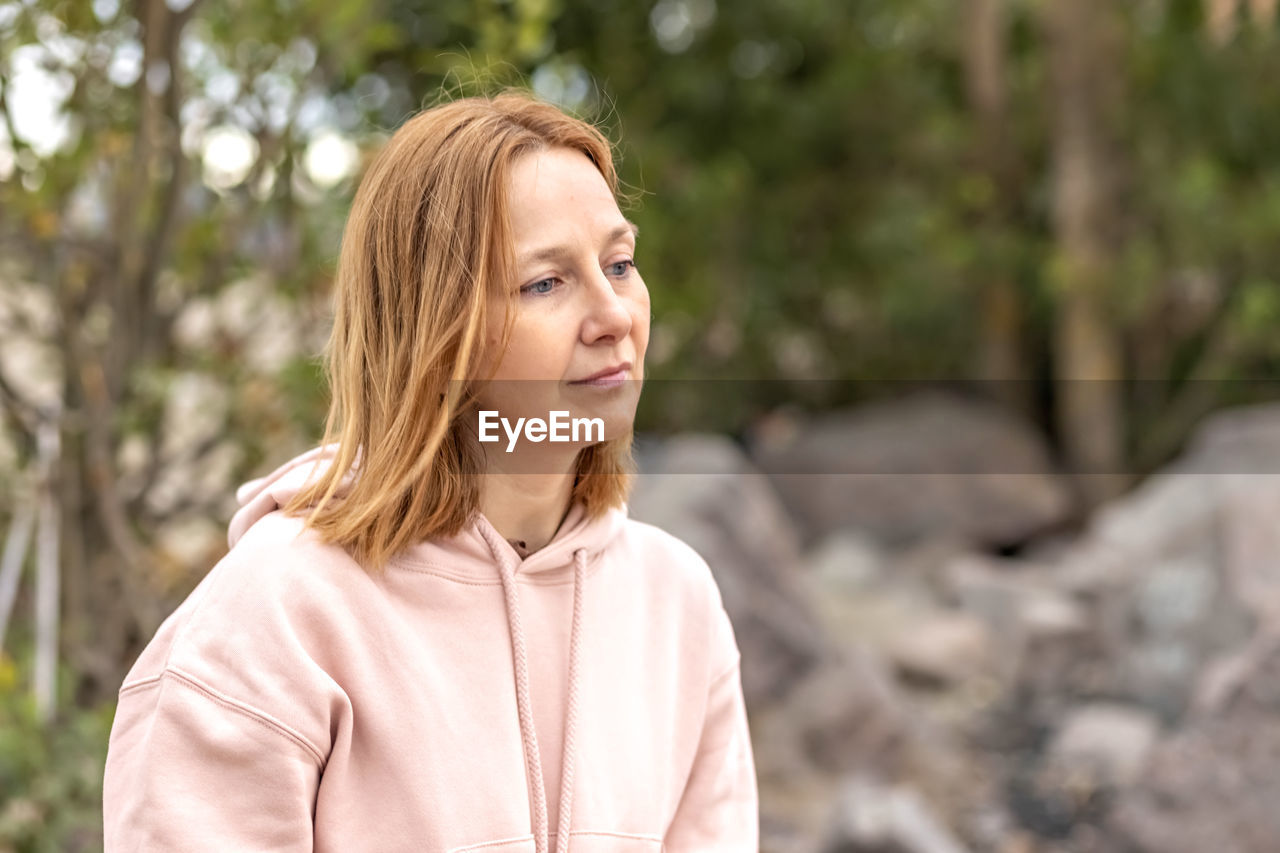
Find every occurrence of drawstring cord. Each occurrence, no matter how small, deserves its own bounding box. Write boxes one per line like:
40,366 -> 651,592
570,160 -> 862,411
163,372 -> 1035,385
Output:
555,548 -> 585,853
478,522 -> 586,853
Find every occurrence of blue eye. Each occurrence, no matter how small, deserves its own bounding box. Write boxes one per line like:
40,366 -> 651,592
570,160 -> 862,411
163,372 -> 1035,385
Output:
521,278 -> 558,296
520,260 -> 635,297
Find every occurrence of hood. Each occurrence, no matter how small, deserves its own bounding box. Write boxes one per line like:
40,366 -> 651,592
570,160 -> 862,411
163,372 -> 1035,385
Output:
226,444 -> 628,853
227,444 -> 352,548
227,444 -> 629,578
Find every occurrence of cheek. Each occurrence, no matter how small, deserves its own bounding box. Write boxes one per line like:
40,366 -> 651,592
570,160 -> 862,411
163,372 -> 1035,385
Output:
630,292 -> 651,354
493,319 -> 576,383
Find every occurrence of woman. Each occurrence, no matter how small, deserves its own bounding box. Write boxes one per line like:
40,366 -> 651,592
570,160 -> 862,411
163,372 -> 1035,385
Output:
102,89 -> 758,852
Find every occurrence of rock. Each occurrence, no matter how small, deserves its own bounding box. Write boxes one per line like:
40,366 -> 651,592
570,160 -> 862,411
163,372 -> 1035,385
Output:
652,403 -> 1280,851
1045,703 -> 1160,788
945,554 -> 1088,639
1190,477 -> 1280,714
806,529 -> 888,595
783,648 -> 912,776
1018,592 -> 1090,640
746,391 -> 1074,548
942,553 -> 1090,685
1177,401 -> 1280,475
888,611 -> 993,687
1035,445 -> 1259,716
817,774 -> 973,853
1108,651 -> 1280,852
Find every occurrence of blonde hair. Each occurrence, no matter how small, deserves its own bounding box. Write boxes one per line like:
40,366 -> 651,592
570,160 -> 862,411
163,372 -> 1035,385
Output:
284,88 -> 639,572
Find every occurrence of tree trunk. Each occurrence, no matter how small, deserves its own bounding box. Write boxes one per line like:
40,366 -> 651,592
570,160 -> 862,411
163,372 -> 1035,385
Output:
1207,0 -> 1279,44
963,0 -> 1032,419
1043,0 -> 1129,505
34,418 -> 61,722
54,0 -> 202,709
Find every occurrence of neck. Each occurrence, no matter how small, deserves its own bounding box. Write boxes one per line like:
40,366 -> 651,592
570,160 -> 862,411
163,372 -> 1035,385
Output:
477,448 -> 580,554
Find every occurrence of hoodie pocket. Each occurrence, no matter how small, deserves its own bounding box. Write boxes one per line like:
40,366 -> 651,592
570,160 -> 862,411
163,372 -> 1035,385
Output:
553,831 -> 664,852
447,835 -> 536,853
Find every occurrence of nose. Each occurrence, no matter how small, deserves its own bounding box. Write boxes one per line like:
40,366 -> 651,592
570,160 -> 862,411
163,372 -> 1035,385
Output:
580,269 -> 633,344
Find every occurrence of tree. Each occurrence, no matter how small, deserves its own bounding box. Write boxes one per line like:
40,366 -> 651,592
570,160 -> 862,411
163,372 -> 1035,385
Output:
1042,0 -> 1129,503
0,0 -> 555,711
963,0 -> 1032,417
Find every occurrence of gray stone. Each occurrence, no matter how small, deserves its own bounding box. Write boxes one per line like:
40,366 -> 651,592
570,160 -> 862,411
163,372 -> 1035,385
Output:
818,774 -> 973,853
887,611 -> 994,687
806,529 -> 888,595
942,553 -> 1090,686
1045,703 -> 1160,788
746,391 -> 1074,549
1109,651 -> 1280,852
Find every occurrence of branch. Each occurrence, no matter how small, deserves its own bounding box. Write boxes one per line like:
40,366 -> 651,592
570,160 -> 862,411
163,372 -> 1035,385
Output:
1134,258 -> 1248,471
0,66 -> 30,162
0,363 -> 41,446
0,501 -> 36,652
134,0 -> 203,367
125,428 -> 226,520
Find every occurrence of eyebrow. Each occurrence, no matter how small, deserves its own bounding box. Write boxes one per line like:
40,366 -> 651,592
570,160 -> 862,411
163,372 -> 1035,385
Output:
517,221 -> 639,268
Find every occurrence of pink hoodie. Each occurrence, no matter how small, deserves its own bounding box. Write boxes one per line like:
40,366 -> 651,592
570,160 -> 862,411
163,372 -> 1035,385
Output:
102,446 -> 758,851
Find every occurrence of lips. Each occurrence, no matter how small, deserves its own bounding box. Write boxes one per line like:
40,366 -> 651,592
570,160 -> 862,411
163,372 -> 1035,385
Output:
570,362 -> 631,383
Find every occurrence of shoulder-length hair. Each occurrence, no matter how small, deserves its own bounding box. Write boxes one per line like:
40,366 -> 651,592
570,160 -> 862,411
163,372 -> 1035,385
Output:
283,88 -> 639,572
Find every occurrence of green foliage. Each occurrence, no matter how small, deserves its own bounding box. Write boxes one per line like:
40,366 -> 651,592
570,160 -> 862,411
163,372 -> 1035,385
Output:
0,649 -> 112,853
525,0 -> 1280,445
7,0 -> 1280,837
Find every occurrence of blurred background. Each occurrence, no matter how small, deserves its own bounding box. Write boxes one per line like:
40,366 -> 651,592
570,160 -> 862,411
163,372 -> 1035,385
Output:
4,0 -> 1280,849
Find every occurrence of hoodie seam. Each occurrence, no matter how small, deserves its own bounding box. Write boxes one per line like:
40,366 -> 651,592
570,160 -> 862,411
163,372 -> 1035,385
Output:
550,830 -> 664,842
447,834 -> 536,852
122,666 -> 327,768
709,654 -> 743,689
383,566 -> 505,586
388,552 -> 605,586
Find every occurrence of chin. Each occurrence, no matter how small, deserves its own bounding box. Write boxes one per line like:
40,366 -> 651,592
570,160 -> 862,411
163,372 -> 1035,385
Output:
579,402 -> 638,438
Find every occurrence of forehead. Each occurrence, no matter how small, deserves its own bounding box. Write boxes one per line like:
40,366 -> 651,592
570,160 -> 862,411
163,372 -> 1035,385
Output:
506,148 -> 628,247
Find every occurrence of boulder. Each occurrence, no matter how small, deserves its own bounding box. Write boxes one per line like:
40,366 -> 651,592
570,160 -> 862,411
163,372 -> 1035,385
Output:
746,391 -> 1074,548
1044,703 -> 1160,788
1108,650 -> 1280,852
887,611 -> 994,688
817,774 -> 973,853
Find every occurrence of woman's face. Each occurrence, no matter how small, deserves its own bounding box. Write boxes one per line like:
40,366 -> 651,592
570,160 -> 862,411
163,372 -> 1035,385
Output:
472,146 -> 650,461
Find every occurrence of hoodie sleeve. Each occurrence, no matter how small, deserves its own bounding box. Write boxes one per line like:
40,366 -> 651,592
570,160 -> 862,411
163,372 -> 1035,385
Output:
102,515 -> 348,852
663,603 -> 760,852
103,669 -> 322,851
